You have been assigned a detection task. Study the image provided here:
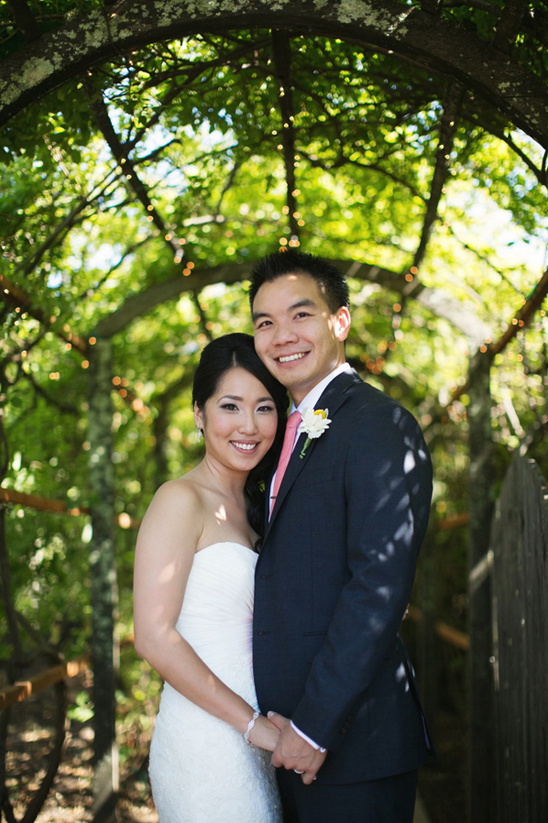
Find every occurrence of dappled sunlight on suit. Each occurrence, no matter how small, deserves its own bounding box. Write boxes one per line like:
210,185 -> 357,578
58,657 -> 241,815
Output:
253,370 -> 433,820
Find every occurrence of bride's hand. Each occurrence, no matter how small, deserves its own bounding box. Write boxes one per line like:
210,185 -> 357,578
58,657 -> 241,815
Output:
247,714 -> 280,752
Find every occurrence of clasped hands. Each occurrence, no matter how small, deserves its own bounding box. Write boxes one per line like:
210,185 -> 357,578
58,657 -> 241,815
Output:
267,711 -> 327,784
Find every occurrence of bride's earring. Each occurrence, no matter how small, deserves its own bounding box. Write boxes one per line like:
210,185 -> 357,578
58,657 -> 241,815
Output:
197,427 -> 203,442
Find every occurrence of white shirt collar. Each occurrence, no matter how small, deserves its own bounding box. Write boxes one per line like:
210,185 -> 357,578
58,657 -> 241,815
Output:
292,363 -> 352,414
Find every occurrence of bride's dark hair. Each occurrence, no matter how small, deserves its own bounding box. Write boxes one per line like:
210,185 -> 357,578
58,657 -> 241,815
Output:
192,333 -> 288,538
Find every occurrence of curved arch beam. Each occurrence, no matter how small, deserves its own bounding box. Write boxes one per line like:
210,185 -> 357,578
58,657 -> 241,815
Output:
91,258 -> 492,346
0,0 -> 547,148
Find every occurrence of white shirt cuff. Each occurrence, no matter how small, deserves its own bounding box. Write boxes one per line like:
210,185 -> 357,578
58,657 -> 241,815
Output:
290,721 -> 327,753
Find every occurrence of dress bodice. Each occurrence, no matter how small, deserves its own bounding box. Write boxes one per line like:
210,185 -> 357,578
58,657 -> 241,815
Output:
176,542 -> 258,679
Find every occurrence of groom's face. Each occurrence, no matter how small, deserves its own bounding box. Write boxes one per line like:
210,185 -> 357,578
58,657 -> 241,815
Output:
252,272 -> 350,405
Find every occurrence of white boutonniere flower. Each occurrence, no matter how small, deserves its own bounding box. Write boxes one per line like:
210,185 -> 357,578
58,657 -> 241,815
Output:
298,408 -> 331,459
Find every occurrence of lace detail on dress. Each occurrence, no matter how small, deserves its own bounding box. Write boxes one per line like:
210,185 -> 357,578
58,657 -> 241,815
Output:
148,543 -> 282,823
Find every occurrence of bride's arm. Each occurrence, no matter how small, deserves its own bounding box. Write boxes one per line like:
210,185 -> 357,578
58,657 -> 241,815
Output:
133,479 -> 279,752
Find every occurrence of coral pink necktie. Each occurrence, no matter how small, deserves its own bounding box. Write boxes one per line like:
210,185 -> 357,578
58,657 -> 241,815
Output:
269,410 -> 302,518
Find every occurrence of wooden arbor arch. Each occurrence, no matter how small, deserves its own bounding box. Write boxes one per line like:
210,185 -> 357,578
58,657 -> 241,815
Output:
2,0 -> 548,150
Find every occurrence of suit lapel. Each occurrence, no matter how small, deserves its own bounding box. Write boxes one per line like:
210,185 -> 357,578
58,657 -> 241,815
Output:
265,371 -> 359,532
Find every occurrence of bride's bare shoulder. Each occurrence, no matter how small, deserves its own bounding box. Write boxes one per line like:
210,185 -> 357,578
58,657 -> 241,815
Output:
143,473 -> 206,523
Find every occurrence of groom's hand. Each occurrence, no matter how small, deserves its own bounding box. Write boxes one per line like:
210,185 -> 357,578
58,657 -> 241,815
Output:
268,712 -> 327,784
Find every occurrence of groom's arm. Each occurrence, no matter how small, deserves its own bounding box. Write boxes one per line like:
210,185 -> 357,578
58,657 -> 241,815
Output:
290,402 -> 432,752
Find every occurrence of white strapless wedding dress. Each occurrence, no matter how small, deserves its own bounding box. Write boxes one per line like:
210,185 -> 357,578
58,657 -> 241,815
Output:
148,542 -> 282,823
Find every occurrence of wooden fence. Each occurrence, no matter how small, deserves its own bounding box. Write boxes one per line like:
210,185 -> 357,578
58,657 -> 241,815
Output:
472,455 -> 548,822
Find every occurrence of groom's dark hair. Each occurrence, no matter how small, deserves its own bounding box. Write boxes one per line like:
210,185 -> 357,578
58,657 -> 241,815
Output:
249,249 -> 349,313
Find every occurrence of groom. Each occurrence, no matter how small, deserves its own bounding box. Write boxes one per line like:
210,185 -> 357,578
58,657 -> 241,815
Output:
251,250 -> 433,823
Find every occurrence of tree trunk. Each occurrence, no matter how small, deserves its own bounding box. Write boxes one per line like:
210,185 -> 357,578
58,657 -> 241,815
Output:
87,337 -> 118,823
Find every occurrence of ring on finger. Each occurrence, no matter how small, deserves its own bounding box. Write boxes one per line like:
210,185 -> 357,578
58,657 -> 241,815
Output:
293,769 -> 304,774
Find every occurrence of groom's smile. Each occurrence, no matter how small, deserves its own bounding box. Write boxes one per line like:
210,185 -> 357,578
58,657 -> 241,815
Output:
277,352 -> 308,364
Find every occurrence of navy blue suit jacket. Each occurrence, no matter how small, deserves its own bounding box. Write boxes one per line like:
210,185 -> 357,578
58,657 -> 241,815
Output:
253,371 -> 433,783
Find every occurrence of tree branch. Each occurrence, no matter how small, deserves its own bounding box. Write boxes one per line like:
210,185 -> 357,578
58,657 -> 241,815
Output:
86,83 -> 184,256
4,0 -> 41,43
16,167 -> 121,277
21,371 -> 79,414
271,29 -> 299,241
389,79 -> 465,354
410,79 -> 465,279
448,266 -> 548,405
494,0 -> 531,52
0,274 -> 87,354
191,291 -> 213,342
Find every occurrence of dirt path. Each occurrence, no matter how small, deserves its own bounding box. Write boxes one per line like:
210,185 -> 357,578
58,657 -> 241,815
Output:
7,697 -> 464,823
8,714 -> 157,823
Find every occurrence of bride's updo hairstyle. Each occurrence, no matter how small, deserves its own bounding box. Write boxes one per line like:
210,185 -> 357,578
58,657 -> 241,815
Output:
192,333 -> 288,538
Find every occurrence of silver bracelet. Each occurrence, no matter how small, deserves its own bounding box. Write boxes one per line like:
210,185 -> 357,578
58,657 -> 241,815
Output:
244,710 -> 260,743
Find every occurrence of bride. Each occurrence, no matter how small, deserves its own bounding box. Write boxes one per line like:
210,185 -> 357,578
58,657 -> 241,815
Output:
133,333 -> 287,822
